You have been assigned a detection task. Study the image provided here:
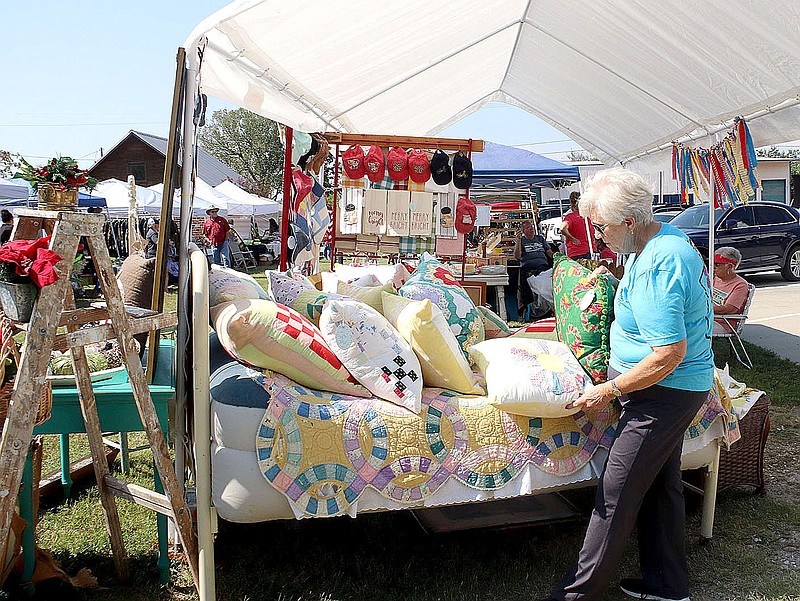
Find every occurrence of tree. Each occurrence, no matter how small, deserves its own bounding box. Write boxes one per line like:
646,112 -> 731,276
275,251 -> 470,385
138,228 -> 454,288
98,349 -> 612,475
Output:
0,150 -> 21,179
199,108 -> 285,198
566,150 -> 598,162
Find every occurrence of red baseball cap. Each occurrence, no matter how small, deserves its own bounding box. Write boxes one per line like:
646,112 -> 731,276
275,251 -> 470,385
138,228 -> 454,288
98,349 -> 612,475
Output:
386,146 -> 409,181
364,146 -> 385,183
407,149 -> 431,183
341,144 -> 366,179
455,195 -> 477,233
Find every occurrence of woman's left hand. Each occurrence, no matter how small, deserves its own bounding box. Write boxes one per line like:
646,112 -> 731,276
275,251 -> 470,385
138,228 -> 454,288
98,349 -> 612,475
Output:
566,382 -> 613,412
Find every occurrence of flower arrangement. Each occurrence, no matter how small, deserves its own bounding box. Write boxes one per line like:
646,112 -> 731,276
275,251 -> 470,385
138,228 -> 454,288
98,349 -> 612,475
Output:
13,156 -> 97,192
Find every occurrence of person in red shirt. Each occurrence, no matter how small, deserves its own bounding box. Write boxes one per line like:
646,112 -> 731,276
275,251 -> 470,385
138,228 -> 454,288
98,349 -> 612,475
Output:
202,207 -> 231,267
712,246 -> 750,334
561,191 -> 595,259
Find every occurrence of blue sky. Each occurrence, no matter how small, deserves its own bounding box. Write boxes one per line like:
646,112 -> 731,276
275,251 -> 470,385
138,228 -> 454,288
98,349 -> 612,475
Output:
1,1 -> 584,169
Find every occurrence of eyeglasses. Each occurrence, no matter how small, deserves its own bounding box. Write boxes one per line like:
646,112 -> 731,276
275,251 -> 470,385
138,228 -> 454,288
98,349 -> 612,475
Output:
593,222 -> 610,235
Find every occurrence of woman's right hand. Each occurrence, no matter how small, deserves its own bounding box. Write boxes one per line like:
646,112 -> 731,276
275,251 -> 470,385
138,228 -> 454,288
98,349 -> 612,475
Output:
588,265 -> 619,289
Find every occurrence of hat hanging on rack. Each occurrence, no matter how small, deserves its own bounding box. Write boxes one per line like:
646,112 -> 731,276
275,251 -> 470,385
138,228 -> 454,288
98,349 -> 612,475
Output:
455,195 -> 477,233
341,144 -> 367,179
364,146 -> 386,183
407,149 -> 431,183
452,151 -> 473,189
386,146 -> 409,181
430,149 -> 452,185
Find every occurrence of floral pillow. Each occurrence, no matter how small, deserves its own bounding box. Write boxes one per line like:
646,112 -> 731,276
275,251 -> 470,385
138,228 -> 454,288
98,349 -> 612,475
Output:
552,255 -> 615,384
398,253 -> 484,356
212,299 -> 367,397
320,298 -> 423,413
469,337 -> 589,418
208,265 -> 270,308
266,270 -> 315,307
477,305 -> 515,339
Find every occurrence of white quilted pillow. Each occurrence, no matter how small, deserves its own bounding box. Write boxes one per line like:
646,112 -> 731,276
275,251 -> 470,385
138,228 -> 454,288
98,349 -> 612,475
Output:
469,338 -> 589,418
320,298 -> 423,413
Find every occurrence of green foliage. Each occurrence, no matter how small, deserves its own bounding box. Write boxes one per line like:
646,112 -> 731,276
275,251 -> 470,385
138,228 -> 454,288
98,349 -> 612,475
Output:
13,156 -> 97,191
199,108 -> 284,199
756,146 -> 800,176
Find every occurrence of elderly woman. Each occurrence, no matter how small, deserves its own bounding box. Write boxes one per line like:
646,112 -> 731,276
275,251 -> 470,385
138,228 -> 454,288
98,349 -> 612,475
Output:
540,168 -> 714,601
711,246 -> 750,334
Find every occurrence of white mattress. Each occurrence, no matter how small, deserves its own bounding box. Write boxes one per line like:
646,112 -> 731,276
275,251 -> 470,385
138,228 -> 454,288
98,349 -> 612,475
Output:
208,360 -> 723,523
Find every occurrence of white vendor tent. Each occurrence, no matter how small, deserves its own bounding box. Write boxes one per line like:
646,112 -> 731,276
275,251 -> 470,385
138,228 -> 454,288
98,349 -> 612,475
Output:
0,178 -> 31,201
94,178 -> 163,217
185,0 -> 800,171
214,180 -> 281,217
149,178 -> 230,216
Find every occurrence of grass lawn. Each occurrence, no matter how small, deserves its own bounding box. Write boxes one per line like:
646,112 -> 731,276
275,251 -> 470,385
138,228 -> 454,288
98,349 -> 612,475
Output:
15,287 -> 800,600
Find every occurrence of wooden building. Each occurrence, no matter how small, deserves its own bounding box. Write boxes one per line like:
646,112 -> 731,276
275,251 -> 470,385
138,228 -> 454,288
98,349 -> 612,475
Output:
88,130 -> 242,187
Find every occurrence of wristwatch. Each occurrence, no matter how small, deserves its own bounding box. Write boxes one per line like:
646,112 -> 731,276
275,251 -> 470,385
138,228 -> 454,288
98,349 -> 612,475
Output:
609,379 -> 623,398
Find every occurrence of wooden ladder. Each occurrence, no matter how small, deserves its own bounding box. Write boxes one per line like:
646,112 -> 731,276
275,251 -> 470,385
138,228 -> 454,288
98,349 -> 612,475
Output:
0,209 -> 199,589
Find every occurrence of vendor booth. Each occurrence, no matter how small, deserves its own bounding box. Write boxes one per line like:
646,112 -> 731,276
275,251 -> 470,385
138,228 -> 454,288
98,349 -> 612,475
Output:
33,2 -> 792,598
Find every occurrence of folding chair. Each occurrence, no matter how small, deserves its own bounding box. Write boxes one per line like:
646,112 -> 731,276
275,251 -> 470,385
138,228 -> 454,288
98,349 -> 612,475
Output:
713,282 -> 755,369
229,242 -> 257,270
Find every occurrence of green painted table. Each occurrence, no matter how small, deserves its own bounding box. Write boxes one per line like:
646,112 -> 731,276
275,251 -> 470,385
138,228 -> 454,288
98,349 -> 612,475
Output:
21,340 -> 175,584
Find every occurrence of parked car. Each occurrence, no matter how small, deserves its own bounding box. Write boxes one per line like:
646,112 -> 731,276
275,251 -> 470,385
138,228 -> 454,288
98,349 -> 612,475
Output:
652,210 -> 683,223
669,201 -> 800,281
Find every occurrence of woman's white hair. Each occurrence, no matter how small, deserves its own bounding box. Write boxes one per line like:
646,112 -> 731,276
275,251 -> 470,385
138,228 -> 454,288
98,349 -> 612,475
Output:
579,167 -> 653,226
716,246 -> 742,268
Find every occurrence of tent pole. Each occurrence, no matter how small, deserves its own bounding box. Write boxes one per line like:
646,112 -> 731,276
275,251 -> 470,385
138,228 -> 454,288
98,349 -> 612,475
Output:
280,127 -> 293,271
149,47 -> 186,382
331,144 -> 339,269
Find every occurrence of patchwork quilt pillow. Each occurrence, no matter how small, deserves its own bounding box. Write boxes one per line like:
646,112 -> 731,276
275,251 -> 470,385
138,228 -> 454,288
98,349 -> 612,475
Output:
469,338 -> 589,418
208,265 -> 270,308
212,299 -> 368,397
381,293 -> 483,395
337,280 -> 396,313
320,298 -> 423,413
266,270 -> 315,307
399,253 -> 484,356
552,255 -> 615,384
477,305 -> 515,339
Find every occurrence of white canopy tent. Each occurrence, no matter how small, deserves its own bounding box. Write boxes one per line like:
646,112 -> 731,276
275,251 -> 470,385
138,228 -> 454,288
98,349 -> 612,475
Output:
149,178 -> 230,216
185,0 -> 800,171
94,178 -> 164,217
0,178 -> 31,201
214,180 -> 281,217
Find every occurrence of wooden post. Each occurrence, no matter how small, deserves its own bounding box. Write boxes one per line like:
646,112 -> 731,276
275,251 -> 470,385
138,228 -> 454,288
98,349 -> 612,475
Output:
148,47 -> 186,380
280,126 -> 293,271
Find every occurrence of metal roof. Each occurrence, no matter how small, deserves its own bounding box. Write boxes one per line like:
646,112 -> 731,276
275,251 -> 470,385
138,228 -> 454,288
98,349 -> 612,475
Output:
91,130 -> 243,186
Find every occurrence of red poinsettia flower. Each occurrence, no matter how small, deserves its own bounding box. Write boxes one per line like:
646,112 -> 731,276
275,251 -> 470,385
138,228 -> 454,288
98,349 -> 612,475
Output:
0,236 -> 64,288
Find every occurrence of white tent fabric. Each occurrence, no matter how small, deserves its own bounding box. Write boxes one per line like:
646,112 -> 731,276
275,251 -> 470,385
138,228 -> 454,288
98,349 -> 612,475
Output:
94,179 -> 163,217
0,178 -> 31,200
149,179 -> 230,216
186,0 -> 800,169
214,180 -> 281,217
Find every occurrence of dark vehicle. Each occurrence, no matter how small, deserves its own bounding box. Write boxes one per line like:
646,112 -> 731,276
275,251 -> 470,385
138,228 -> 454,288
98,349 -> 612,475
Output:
670,201 -> 800,281
652,209 -> 683,223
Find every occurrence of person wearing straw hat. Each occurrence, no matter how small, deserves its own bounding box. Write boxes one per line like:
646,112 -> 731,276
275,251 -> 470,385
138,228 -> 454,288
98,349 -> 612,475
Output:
202,206 -> 231,267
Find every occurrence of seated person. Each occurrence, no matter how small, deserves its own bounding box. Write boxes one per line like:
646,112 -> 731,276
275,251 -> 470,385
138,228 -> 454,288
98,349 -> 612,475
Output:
514,220 -> 553,314
712,246 -> 750,334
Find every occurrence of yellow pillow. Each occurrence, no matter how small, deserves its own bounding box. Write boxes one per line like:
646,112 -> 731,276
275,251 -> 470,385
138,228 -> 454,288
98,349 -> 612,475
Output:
337,280 -> 395,313
381,293 -> 483,395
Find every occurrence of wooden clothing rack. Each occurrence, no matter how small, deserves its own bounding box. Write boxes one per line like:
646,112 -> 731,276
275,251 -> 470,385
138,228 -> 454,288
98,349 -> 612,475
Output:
0,209 -> 199,592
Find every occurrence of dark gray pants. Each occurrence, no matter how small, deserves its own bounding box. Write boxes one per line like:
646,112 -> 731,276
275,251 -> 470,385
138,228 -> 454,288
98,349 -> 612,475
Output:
550,369 -> 709,600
